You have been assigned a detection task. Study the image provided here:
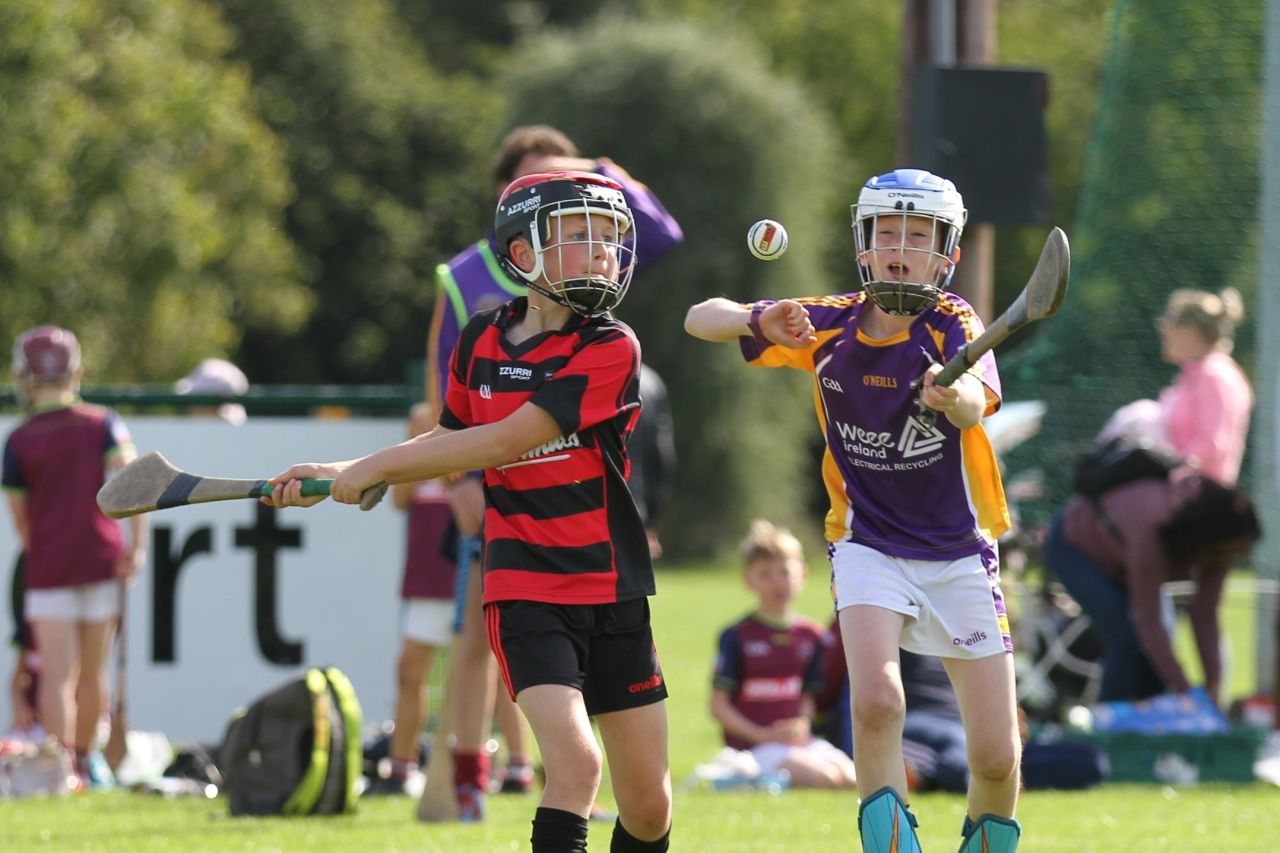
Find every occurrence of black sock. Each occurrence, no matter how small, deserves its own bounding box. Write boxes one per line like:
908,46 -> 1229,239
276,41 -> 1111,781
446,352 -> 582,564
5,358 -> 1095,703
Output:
531,806 -> 590,853
610,818 -> 670,852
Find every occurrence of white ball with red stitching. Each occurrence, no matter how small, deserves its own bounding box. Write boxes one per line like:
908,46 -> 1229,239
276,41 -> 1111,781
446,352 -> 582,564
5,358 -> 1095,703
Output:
747,219 -> 788,261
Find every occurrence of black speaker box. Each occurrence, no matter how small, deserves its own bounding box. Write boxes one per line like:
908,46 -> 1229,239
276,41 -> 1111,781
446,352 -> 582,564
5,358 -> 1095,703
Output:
910,66 -> 1049,225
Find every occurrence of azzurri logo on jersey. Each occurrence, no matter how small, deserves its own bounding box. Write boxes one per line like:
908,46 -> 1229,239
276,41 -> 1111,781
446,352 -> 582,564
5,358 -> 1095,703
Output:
499,365 -> 534,381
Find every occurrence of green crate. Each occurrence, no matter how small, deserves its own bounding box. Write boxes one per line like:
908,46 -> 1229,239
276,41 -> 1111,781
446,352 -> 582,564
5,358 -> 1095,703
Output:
1068,728 -> 1267,783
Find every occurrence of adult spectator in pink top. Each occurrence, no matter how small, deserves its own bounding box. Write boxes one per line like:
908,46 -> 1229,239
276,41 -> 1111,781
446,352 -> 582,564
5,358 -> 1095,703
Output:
1156,287 -> 1252,485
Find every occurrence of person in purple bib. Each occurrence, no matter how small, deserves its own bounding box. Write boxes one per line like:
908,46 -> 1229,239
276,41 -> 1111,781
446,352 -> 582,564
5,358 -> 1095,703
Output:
3,326 -> 146,789
686,169 -> 1021,853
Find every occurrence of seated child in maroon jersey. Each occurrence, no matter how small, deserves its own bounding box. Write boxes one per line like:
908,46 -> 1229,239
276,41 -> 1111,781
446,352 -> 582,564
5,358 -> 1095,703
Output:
711,520 -> 857,790
264,171 -> 671,853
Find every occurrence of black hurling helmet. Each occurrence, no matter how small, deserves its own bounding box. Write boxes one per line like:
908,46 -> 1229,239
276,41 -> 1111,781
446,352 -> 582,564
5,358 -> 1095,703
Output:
494,170 -> 636,317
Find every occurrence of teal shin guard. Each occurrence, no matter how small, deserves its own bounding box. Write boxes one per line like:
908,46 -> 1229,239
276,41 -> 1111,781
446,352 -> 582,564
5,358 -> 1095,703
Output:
858,787 -> 922,853
958,814 -> 1022,853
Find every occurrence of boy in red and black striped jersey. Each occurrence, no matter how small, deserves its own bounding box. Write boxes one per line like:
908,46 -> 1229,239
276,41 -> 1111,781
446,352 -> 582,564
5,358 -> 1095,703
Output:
266,171 -> 671,853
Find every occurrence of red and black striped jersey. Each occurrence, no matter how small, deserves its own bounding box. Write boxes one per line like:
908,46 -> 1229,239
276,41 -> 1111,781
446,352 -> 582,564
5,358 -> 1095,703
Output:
439,297 -> 653,605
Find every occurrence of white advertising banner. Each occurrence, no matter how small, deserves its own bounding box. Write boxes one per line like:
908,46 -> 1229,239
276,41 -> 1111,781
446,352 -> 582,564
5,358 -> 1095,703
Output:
0,415 -> 409,743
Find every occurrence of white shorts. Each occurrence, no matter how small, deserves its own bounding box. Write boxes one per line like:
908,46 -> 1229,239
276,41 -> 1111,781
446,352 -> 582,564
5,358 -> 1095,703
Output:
25,580 -> 120,623
403,598 -> 454,647
829,540 -> 1011,658
751,738 -> 850,775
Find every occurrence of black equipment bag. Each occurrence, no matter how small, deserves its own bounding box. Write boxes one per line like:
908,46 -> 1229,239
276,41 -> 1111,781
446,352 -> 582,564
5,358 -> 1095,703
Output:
220,667 -> 362,816
1072,438 -> 1179,501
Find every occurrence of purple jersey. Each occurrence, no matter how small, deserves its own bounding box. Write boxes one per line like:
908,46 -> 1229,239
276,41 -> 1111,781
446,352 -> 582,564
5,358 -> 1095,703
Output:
427,159 -> 683,410
712,613 -> 827,750
740,292 -> 1009,560
402,479 -> 456,601
2,403 -> 133,589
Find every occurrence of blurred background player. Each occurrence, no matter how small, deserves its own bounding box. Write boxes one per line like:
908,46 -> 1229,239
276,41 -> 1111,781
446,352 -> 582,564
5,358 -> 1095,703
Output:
685,169 -> 1023,852
628,364 -> 676,560
174,358 -> 250,425
710,520 -> 857,789
2,326 -> 146,788
366,401 -> 458,795
424,124 -> 683,818
267,170 -> 673,853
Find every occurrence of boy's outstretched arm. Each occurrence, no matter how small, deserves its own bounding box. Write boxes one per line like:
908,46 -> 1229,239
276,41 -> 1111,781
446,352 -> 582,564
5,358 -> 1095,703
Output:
685,298 -> 816,348
265,402 -> 564,508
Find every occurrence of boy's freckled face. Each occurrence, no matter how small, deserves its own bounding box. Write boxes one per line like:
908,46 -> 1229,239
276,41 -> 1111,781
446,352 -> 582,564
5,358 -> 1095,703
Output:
860,213 -> 947,284
543,212 -> 622,285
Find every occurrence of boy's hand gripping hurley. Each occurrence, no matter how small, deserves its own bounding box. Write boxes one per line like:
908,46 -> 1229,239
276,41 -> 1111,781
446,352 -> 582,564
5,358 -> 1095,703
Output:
97,451 -> 387,518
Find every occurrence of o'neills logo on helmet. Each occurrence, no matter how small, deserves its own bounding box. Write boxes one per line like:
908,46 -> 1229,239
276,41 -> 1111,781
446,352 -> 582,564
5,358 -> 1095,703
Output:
505,194 -> 542,215
887,191 -> 926,199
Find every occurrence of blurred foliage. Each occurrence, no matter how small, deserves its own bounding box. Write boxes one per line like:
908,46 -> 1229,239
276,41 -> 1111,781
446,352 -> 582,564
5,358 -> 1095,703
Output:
502,15 -> 844,554
217,0 -> 507,383
0,0 -> 306,381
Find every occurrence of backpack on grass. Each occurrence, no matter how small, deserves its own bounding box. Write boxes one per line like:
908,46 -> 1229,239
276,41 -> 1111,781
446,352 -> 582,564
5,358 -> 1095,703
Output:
220,667 -> 362,816
1072,438 -> 1179,501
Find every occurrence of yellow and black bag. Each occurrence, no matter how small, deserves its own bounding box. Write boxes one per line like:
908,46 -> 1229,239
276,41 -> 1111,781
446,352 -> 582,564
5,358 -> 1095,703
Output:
221,667 -> 362,816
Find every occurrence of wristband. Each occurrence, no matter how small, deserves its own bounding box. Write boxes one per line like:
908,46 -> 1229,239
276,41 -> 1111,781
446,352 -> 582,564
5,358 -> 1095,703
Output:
748,301 -> 769,341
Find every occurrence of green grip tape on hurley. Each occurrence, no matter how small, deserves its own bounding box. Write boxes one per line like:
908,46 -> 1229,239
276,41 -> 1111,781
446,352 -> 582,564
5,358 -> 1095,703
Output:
255,479 -> 336,497
256,479 -> 388,510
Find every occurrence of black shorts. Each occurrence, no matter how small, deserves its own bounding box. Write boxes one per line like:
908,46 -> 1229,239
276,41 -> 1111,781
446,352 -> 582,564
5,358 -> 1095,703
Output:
485,598 -> 668,716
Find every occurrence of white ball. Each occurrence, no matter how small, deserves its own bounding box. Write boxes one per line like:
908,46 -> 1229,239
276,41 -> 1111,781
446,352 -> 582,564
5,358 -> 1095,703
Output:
747,219 -> 788,261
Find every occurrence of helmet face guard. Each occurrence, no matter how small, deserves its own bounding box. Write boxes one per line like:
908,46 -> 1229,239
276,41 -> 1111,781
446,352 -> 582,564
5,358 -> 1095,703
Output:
852,169 -> 968,316
495,170 -> 636,317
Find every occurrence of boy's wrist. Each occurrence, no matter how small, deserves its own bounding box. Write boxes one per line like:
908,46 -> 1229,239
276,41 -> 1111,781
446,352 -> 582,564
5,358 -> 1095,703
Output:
747,301 -> 772,341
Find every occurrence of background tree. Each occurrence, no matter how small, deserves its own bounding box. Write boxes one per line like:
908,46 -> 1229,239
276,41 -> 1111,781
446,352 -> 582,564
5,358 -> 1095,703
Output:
0,0 -> 306,380
219,0 -> 507,384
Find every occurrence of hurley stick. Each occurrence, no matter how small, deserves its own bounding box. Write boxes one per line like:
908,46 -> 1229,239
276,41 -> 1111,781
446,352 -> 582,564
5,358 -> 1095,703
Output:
934,227 -> 1071,387
97,452 -> 387,519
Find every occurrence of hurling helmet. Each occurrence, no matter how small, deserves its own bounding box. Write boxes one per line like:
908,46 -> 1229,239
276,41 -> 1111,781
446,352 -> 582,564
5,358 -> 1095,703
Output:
12,325 -> 81,382
852,168 -> 968,315
494,170 -> 636,317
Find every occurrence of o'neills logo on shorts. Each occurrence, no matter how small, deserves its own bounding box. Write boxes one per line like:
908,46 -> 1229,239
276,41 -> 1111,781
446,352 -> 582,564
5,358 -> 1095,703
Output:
953,630 -> 988,648
628,674 -> 663,694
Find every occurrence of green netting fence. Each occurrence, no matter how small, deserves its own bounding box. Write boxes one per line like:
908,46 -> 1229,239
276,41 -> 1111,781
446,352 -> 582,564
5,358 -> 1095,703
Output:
1002,0 -> 1276,692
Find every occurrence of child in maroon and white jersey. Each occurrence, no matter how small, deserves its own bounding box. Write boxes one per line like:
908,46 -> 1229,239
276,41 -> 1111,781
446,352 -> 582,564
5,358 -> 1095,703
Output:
3,326 -> 145,788
711,520 -> 857,789
687,169 -> 1022,853
266,171 -> 670,853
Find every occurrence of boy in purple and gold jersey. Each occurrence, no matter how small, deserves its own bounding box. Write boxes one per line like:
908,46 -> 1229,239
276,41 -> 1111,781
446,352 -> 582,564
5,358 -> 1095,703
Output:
686,169 -> 1021,853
